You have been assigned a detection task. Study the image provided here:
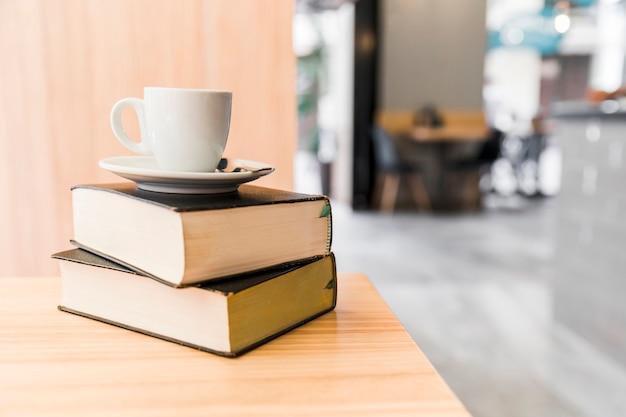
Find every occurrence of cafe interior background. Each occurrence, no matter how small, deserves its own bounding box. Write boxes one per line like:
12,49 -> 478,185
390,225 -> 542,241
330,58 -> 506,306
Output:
1,0 -> 625,416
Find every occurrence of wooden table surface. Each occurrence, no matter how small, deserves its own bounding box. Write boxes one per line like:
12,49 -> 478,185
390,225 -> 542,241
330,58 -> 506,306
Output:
410,125 -> 490,143
0,273 -> 471,417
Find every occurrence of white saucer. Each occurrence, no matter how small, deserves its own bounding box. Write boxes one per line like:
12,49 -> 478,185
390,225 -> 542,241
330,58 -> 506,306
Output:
99,156 -> 274,194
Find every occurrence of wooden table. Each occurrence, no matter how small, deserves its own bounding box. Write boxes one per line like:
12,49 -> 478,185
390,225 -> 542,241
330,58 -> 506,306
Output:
409,126 -> 489,210
410,126 -> 490,143
0,273 -> 471,417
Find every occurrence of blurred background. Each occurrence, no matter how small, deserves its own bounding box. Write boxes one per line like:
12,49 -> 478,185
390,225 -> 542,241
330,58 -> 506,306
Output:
2,0 -> 626,416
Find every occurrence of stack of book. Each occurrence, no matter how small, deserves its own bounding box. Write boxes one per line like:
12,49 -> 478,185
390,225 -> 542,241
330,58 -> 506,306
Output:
52,182 -> 336,357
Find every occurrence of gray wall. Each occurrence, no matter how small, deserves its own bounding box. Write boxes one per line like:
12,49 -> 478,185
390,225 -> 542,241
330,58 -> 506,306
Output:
380,0 -> 487,110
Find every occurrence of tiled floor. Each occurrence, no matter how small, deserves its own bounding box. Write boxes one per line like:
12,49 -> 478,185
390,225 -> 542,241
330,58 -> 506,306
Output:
330,195 -> 626,417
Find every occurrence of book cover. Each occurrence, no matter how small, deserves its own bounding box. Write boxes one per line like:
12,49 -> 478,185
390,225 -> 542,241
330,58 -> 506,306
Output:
71,182 -> 331,212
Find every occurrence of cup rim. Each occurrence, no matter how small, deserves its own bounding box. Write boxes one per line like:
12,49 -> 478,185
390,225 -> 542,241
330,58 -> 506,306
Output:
144,86 -> 232,94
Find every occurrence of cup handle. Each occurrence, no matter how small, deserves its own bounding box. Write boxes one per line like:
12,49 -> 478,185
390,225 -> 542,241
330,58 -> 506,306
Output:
110,97 -> 152,155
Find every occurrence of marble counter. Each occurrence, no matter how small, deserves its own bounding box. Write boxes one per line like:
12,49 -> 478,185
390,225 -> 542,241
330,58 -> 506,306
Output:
551,100 -> 626,119
550,102 -> 626,367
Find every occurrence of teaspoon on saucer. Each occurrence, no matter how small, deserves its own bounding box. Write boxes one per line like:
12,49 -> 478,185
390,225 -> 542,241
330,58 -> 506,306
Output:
217,158 -> 274,173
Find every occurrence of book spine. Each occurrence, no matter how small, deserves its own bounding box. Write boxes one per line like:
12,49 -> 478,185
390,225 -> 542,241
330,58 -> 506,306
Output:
322,199 -> 333,254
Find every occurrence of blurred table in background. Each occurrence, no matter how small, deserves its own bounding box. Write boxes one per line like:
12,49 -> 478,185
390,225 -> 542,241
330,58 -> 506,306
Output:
409,125 -> 490,211
376,109 -> 490,211
410,125 -> 490,143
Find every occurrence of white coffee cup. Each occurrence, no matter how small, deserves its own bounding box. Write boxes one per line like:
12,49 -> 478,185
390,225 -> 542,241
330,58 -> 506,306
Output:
110,87 -> 232,172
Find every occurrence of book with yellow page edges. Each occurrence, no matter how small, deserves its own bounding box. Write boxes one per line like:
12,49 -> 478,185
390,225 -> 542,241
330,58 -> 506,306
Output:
70,182 -> 332,288
53,249 -> 337,357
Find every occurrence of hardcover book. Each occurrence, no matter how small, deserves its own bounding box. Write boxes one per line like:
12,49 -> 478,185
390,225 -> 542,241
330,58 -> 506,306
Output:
53,249 -> 337,357
70,182 -> 332,287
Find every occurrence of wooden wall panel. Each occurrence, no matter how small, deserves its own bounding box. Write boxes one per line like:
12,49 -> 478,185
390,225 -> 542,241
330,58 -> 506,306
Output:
0,0 -> 296,276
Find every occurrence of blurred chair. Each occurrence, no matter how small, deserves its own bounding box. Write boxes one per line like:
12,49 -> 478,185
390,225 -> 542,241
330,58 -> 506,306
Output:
370,125 -> 431,213
445,128 -> 503,210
